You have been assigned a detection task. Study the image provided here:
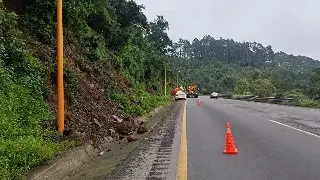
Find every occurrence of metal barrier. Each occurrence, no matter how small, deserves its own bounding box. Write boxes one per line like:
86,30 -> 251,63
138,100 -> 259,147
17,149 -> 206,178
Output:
228,95 -> 298,105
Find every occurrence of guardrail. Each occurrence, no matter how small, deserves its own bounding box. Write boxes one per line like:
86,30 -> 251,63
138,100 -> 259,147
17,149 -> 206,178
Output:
218,94 -> 233,99
226,95 -> 299,105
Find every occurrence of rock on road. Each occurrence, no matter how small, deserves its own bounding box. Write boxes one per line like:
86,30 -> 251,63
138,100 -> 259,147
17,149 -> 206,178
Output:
75,97 -> 320,180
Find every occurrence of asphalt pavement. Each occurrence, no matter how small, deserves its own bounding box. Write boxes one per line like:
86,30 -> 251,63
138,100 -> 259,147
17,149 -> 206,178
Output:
102,100 -> 185,180
187,97 -> 320,180
73,97 -> 320,180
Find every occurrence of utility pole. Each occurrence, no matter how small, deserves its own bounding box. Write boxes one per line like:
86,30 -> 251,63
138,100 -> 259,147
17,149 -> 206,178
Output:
57,0 -> 64,134
164,63 -> 167,96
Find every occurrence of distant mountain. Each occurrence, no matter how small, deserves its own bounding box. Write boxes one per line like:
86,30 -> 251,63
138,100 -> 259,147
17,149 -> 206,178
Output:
170,36 -> 319,97
275,52 -> 320,72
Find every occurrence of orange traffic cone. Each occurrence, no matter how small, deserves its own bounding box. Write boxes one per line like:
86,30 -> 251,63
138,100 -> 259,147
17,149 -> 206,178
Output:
197,100 -> 200,106
223,123 -> 238,154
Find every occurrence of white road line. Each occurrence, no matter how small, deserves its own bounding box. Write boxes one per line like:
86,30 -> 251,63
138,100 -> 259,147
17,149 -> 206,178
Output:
269,120 -> 320,138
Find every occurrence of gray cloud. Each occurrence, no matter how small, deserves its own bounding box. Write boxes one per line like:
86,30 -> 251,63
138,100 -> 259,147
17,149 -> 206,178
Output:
135,0 -> 320,60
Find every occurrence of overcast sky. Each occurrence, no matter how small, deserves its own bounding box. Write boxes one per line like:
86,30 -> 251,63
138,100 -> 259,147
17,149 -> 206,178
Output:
134,0 -> 320,60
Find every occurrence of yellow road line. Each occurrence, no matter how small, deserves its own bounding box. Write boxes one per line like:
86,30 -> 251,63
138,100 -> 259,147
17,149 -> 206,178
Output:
176,101 -> 188,180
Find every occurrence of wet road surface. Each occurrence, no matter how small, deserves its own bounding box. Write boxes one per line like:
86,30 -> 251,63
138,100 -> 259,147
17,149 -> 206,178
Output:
187,97 -> 320,180
73,97 -> 320,180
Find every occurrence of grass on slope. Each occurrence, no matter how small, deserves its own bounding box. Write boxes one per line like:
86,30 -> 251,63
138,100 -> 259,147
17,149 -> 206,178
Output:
111,89 -> 170,116
0,2 -> 172,179
0,5 -> 75,179
0,67 -> 75,179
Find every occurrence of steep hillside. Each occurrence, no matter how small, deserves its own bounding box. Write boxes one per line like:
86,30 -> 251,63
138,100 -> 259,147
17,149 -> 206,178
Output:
0,0 -> 175,179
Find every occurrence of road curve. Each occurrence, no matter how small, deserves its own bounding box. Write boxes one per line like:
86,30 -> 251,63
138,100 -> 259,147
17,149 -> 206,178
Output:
187,97 -> 320,180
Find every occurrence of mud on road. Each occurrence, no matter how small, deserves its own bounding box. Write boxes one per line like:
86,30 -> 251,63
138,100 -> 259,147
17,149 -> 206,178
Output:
66,100 -> 185,180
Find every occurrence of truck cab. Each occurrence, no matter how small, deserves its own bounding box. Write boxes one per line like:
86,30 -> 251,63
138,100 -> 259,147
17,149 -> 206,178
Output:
187,83 -> 199,98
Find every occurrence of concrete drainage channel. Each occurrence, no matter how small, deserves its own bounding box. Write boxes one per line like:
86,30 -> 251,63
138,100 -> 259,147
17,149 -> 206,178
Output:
103,101 -> 184,180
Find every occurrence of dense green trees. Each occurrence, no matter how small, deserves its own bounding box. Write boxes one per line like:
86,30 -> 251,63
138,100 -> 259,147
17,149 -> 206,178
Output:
233,79 -> 250,95
170,36 -> 320,100
0,0 -> 175,178
1,0 -> 320,178
309,67 -> 320,99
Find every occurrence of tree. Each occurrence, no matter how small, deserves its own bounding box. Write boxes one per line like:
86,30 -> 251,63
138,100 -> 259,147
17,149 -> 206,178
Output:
250,79 -> 276,97
310,67 -> 320,99
234,79 -> 250,95
147,16 -> 172,54
109,0 -> 147,28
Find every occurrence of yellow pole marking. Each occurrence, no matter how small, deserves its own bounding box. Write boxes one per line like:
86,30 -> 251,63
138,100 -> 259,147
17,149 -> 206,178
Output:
176,101 -> 188,180
57,0 -> 65,134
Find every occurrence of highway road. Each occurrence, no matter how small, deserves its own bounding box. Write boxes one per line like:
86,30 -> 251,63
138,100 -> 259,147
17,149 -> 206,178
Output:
75,97 -> 320,180
187,97 -> 320,180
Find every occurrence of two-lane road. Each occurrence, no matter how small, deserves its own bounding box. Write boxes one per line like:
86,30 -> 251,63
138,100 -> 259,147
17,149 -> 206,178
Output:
77,97 -> 320,180
186,97 -> 320,180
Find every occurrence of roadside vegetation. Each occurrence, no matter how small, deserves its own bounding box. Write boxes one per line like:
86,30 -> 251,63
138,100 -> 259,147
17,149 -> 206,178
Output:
1,0 -> 320,179
171,36 -> 320,108
0,0 -> 174,179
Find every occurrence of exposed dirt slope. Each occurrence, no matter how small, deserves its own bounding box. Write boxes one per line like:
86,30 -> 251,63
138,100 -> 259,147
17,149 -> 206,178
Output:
3,1 -> 151,148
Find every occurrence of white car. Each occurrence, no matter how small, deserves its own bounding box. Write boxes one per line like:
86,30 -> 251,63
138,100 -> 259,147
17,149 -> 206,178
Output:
175,91 -> 187,101
210,92 -> 219,99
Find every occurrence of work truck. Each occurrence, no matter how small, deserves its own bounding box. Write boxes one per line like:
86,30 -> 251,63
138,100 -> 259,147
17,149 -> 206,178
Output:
187,83 -> 199,98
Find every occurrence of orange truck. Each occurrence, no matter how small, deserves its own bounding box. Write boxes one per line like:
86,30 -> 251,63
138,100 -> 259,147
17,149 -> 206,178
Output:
187,83 -> 198,98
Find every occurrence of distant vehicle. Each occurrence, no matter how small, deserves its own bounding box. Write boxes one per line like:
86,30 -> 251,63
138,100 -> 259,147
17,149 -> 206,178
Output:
187,83 -> 199,98
171,86 -> 185,96
171,87 -> 180,96
175,90 -> 187,101
210,92 -> 219,99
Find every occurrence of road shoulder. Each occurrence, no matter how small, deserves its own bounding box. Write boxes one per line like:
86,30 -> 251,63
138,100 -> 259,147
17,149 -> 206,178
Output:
27,102 -> 174,180
66,101 -> 185,180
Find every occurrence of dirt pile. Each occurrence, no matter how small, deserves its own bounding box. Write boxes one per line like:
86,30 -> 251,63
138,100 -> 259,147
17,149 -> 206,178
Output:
41,35 -> 148,146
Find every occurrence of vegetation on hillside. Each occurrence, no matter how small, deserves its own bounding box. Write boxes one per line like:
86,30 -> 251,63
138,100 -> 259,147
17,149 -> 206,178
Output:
0,0 -> 175,179
171,36 -> 320,106
1,0 -> 320,179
